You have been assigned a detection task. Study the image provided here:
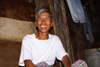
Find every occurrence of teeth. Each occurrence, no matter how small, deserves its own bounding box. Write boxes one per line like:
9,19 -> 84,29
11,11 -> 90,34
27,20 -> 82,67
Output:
41,26 -> 47,28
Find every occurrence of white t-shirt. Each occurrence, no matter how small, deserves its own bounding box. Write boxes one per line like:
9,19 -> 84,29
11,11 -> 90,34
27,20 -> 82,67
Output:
19,34 -> 68,66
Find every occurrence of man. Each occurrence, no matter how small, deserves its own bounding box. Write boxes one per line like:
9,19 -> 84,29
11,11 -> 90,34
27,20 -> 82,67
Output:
19,9 -> 71,67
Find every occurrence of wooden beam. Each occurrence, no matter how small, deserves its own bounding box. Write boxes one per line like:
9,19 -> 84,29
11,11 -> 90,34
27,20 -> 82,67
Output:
88,0 -> 95,12
83,2 -> 88,7
60,0 -> 74,63
49,0 -> 56,34
49,1 -> 61,67
94,1 -> 100,11
49,0 -> 74,64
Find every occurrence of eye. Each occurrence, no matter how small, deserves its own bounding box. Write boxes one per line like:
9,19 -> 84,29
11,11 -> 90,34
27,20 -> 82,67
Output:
46,17 -> 50,20
46,17 -> 48,19
38,17 -> 42,20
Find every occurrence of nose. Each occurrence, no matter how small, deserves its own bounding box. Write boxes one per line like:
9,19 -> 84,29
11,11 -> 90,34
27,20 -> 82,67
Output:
42,19 -> 46,24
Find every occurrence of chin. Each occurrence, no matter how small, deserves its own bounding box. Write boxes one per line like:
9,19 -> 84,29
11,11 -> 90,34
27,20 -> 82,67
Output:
40,31 -> 49,33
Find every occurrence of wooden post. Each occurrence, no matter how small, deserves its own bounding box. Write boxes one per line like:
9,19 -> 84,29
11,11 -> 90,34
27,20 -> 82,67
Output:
88,0 -> 95,12
49,0 -> 74,64
60,0 -> 74,63
83,2 -> 89,7
49,0 -> 56,34
49,1 -> 62,67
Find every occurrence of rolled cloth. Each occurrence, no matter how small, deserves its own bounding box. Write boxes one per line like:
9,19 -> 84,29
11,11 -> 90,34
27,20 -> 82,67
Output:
71,59 -> 88,67
36,62 -> 53,67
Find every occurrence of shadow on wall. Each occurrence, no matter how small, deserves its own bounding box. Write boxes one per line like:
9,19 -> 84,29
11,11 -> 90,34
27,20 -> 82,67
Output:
0,40 -> 21,67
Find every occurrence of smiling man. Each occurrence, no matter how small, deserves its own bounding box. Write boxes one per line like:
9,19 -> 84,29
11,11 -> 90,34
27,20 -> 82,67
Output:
19,9 -> 71,67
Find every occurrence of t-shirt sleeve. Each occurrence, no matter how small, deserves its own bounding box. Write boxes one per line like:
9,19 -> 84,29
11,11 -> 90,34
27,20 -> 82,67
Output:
56,36 -> 69,61
19,35 -> 32,66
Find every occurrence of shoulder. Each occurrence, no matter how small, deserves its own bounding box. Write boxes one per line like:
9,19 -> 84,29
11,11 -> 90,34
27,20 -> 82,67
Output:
23,34 -> 35,41
22,34 -> 35,47
49,34 -> 61,41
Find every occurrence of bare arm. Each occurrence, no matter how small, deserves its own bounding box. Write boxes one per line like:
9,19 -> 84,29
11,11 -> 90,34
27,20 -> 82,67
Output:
24,60 -> 36,67
62,55 -> 71,67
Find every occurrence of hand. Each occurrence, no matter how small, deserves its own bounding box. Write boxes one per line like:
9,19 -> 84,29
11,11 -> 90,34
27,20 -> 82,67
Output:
24,59 -> 36,67
62,55 -> 71,67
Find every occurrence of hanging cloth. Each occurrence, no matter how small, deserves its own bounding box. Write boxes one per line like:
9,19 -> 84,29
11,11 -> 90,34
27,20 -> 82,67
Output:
83,8 -> 94,43
65,0 -> 86,23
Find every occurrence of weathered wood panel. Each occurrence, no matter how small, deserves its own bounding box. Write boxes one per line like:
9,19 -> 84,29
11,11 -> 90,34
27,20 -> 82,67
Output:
49,1 -> 61,67
60,0 -> 74,63
0,1 -> 35,22
49,0 -> 73,64
35,0 -> 50,12
0,0 -> 25,1
64,0 -> 95,62
53,0 -> 67,66
87,10 -> 100,47
0,40 -> 21,67
0,1 -> 54,67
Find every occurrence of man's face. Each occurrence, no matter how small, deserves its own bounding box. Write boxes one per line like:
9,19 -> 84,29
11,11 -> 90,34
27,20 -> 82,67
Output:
35,12 -> 53,33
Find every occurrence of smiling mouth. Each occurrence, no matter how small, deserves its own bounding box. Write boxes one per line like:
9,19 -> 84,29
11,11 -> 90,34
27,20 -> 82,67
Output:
41,26 -> 47,28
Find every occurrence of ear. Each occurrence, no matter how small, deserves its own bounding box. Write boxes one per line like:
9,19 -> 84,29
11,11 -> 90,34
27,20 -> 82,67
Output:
35,21 -> 38,27
51,22 -> 53,27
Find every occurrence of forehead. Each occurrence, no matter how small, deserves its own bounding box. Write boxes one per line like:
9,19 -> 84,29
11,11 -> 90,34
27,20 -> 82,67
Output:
38,12 -> 50,17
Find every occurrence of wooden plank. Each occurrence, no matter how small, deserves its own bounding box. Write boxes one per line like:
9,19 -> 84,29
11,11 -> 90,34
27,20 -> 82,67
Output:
88,0 -> 95,12
49,0 -> 69,67
60,0 -> 74,63
94,2 -> 100,11
83,2 -> 89,7
49,0 -> 56,34
53,1 -> 66,66
49,0 -> 74,64
0,1 -> 35,22
49,1 -> 61,67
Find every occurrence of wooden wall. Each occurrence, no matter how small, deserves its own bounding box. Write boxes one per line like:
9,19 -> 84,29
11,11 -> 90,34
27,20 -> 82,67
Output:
35,0 -> 50,12
0,0 -> 35,22
0,0 -> 36,67
49,0 -> 73,64
0,0 -> 100,67
0,0 -> 55,67
0,40 -> 21,67
35,0 -> 100,65
87,10 -> 100,47
64,0 -> 100,62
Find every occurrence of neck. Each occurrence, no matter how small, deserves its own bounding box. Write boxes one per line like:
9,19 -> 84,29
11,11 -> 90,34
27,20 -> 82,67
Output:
35,32 -> 49,40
